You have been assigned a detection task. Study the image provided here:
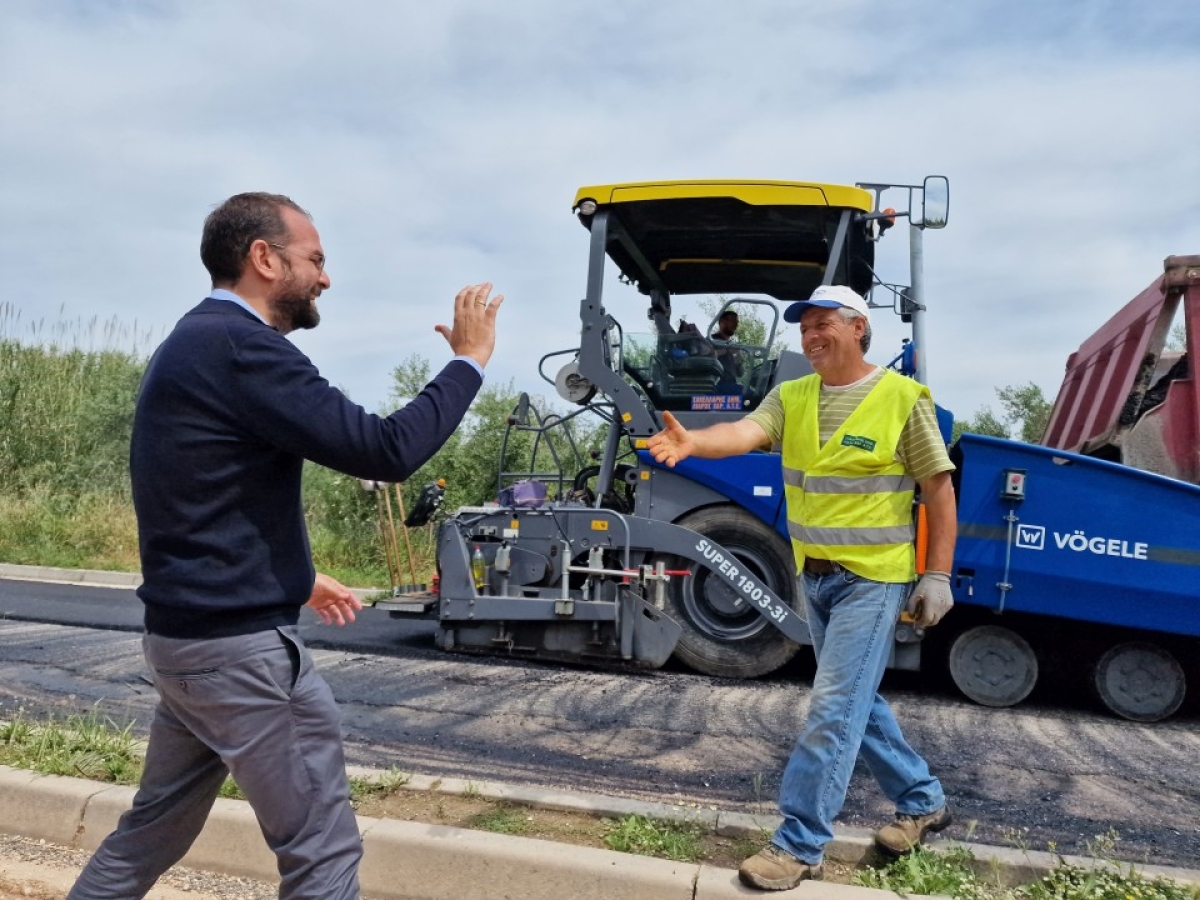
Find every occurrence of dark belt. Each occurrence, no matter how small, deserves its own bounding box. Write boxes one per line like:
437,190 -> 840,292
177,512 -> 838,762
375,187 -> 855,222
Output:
803,557 -> 838,575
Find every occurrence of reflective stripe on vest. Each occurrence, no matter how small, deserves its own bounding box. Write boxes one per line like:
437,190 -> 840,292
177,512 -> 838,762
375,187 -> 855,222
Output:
780,370 -> 927,583
786,521 -> 919,545
782,470 -> 915,495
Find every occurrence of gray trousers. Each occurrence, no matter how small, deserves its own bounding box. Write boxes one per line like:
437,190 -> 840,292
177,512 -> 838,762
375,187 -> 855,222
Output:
68,626 -> 361,900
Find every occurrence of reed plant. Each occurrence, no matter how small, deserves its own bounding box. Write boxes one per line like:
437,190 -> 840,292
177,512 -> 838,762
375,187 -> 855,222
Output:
302,463 -> 395,587
0,303 -> 150,499
0,304 -> 394,584
0,488 -> 139,570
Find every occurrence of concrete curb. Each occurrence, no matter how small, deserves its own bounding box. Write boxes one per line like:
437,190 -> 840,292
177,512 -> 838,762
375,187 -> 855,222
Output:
0,765 -> 896,900
344,768 -> 1200,889
0,562 -> 142,588
5,765 -> 1196,900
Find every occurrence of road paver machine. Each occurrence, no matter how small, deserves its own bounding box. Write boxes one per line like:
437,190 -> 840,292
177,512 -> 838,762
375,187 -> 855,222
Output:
378,179 -> 1200,722
380,178 -> 945,678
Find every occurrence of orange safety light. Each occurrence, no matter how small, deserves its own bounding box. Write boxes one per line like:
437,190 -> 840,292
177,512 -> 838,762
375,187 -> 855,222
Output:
878,207 -> 897,235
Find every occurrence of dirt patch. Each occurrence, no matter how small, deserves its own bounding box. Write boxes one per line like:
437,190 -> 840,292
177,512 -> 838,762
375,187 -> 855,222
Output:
351,786 -> 857,882
0,874 -> 59,900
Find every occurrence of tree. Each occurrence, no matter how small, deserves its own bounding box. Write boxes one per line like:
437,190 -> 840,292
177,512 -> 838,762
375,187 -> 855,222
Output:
951,407 -> 1007,443
386,355 -> 604,510
996,383 -> 1054,444
388,353 -> 433,403
1167,320 -> 1186,352
953,381 -> 1054,445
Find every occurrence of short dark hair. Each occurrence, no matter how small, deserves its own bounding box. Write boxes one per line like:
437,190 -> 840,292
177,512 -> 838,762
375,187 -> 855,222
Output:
200,192 -> 310,287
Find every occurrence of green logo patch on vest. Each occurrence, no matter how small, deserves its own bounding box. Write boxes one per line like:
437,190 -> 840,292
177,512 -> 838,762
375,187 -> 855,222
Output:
841,434 -> 877,452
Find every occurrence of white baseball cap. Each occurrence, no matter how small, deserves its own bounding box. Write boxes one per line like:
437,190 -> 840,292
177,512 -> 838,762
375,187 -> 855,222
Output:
783,285 -> 870,323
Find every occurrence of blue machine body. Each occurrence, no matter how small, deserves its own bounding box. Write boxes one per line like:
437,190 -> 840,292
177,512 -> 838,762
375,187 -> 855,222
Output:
953,433 -> 1200,638
642,432 -> 1200,640
639,451 -> 788,531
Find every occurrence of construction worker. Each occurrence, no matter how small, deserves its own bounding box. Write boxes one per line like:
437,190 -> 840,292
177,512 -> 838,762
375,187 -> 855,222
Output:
647,284 -> 956,891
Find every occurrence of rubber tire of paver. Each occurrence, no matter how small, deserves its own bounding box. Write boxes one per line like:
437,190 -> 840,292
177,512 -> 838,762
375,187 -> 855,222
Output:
948,624 -> 1039,708
662,506 -> 803,679
1092,641 -> 1186,723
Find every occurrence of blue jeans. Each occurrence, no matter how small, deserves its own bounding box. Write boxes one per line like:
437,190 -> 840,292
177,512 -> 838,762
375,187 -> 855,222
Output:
772,568 -> 945,864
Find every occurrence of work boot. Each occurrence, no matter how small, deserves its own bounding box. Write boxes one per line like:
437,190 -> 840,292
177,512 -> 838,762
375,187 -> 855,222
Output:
874,805 -> 952,856
738,844 -> 823,891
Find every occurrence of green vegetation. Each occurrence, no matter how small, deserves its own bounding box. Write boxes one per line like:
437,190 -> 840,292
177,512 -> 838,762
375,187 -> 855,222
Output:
387,355 -> 604,516
0,304 -> 148,572
218,778 -> 244,799
467,804 -> 534,836
0,305 -> 150,499
0,708 -> 404,808
1023,853 -> 1198,900
953,381 -> 1054,444
0,309 -> 601,589
0,708 -> 141,784
602,814 -> 704,862
349,767 -> 411,804
855,840 -> 1199,900
460,780 -> 482,799
0,489 -> 140,571
1167,319 -> 1185,352
857,844 -> 995,899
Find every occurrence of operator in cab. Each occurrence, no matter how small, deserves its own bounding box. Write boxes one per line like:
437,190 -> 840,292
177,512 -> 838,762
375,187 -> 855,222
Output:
709,309 -> 744,389
647,284 -> 957,892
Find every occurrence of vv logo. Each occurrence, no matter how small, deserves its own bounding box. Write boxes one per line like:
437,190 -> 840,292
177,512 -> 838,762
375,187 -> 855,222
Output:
1014,524 -> 1045,550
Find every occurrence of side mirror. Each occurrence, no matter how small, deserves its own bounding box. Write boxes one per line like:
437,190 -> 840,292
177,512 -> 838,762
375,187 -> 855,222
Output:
920,175 -> 949,229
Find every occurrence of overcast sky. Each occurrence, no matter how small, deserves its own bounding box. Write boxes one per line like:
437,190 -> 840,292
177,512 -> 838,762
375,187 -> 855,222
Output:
3,1 -> 1198,424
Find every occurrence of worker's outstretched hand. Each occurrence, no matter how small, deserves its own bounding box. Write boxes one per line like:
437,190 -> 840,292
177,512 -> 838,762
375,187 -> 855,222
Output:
646,411 -> 694,468
435,282 -> 503,368
307,572 -> 363,627
906,571 -> 953,627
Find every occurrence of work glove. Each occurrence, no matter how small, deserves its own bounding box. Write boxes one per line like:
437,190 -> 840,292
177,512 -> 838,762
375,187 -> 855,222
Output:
907,571 -> 953,627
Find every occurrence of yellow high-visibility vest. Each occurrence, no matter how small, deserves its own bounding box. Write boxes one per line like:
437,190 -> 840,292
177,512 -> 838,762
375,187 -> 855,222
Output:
780,371 -> 927,583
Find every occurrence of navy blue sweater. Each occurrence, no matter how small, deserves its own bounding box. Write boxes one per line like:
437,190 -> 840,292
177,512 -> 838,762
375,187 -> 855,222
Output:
130,297 -> 482,638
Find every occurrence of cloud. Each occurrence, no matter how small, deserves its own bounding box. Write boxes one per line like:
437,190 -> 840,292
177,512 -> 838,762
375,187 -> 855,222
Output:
2,0 -> 1198,425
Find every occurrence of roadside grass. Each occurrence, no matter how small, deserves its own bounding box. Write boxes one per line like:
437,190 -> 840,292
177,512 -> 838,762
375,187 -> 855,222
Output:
1,710 -> 1197,900
0,491 -> 140,572
350,767 -> 412,802
856,843 -> 1000,899
0,709 -> 141,784
467,803 -> 536,836
603,814 -> 704,862
856,840 -> 1200,900
0,471 -> 394,590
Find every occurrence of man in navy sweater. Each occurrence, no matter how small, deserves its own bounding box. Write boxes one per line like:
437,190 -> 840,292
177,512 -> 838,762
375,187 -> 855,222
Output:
69,192 -> 502,900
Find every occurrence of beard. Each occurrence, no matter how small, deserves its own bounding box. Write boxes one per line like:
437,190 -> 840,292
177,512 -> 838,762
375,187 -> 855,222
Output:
270,270 -> 321,333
